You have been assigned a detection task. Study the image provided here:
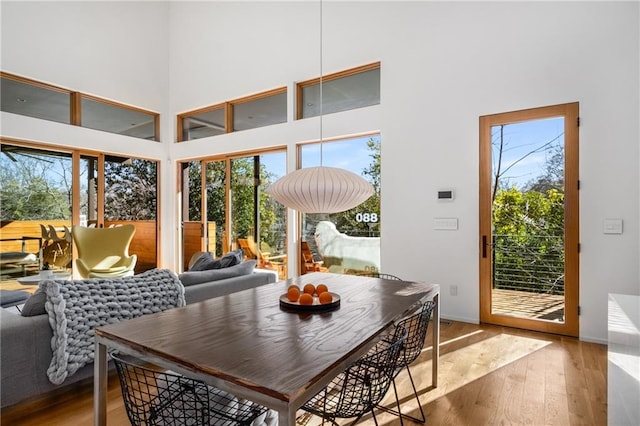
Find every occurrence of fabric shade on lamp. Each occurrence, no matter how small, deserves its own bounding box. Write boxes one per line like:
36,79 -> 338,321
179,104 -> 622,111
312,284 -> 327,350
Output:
267,166 -> 374,214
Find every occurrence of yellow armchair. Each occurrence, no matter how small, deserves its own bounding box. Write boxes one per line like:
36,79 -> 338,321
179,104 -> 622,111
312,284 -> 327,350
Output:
72,225 -> 137,278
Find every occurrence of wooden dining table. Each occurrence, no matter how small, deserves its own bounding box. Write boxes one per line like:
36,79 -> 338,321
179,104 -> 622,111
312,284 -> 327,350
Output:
94,272 -> 440,425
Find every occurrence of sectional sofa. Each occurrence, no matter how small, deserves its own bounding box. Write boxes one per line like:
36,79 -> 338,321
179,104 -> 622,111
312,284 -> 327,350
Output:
0,260 -> 278,408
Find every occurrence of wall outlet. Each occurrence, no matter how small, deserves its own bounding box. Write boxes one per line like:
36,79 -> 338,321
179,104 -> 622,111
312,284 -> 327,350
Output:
450,285 -> 458,296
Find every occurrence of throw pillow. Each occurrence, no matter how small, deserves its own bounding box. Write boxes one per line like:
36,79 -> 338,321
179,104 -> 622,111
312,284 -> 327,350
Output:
20,291 -> 47,317
218,249 -> 244,268
189,252 -> 221,271
179,260 -> 256,286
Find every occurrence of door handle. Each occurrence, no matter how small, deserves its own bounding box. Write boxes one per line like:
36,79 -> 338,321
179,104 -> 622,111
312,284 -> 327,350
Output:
482,235 -> 487,258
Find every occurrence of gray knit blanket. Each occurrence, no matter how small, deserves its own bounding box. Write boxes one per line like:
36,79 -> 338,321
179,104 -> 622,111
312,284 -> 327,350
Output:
39,268 -> 185,385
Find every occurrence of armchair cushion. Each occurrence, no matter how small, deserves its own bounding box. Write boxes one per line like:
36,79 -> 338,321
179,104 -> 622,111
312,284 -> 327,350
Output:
72,225 -> 137,278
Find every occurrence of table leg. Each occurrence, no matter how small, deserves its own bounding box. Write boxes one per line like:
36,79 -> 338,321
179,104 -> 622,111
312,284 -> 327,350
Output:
278,408 -> 295,426
432,292 -> 440,387
94,340 -> 107,426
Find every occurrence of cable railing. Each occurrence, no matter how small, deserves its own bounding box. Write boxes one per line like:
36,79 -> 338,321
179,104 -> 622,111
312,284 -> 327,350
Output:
492,234 -> 565,296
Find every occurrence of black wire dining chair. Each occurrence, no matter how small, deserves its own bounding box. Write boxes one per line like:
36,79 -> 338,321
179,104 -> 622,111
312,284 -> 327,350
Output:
300,324 -> 408,426
111,353 -> 275,426
378,300 -> 436,424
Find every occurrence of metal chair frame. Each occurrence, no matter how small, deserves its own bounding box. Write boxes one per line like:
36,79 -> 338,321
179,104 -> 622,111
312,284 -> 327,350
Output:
301,325 -> 408,426
356,272 -> 403,281
378,300 -> 436,424
112,353 -> 271,426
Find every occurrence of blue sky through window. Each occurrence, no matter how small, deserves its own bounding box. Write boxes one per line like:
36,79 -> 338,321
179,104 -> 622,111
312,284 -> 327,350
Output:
261,134 -> 379,183
492,117 -> 564,189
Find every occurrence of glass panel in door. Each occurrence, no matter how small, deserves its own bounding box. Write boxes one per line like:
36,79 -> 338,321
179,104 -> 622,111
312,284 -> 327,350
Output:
182,160 -> 203,270
205,160 -> 227,258
104,155 -> 158,273
0,145 -> 72,277
231,153 -> 287,279
79,155 -> 98,228
490,118 -> 566,321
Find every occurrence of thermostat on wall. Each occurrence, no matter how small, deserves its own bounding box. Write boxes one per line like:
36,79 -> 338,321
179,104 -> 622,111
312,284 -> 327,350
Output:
438,189 -> 454,201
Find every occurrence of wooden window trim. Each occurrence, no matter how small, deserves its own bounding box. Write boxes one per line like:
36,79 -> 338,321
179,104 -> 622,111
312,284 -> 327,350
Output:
70,92 -> 82,125
297,62 -> 380,88
0,71 -> 71,95
79,93 -> 159,117
229,86 -> 287,106
177,103 -> 226,142
1,71 -> 159,141
178,87 -> 287,141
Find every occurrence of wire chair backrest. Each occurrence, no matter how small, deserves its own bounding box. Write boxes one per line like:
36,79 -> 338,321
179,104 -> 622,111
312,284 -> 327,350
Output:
112,353 -> 268,426
356,271 -> 403,281
308,324 -> 408,420
395,300 -> 436,369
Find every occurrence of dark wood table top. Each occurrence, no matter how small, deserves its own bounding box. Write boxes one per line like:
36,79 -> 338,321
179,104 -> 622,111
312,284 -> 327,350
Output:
96,272 -> 438,404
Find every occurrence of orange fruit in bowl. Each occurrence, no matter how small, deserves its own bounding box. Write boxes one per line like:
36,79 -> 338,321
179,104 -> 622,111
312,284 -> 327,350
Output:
286,286 -> 301,302
303,284 -> 316,295
316,284 -> 328,295
299,293 -> 314,305
318,291 -> 333,305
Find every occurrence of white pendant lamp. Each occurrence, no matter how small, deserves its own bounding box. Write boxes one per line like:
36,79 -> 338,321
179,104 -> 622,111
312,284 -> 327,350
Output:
267,0 -> 374,214
267,165 -> 374,214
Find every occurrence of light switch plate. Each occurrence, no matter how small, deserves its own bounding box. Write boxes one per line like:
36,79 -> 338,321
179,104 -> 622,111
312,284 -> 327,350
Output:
603,219 -> 623,234
434,217 -> 458,230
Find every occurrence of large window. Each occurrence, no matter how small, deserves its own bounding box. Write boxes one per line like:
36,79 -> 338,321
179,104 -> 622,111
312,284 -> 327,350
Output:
299,134 -> 381,275
80,95 -> 158,140
177,62 -> 382,143
180,105 -> 226,141
296,62 -> 380,119
0,72 -> 159,141
0,141 -> 160,279
181,149 -> 287,278
0,76 -> 71,124
178,88 -> 287,142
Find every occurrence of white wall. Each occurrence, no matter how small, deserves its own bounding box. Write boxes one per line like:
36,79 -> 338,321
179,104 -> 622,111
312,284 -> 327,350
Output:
1,1 -> 638,343
0,0 -> 174,265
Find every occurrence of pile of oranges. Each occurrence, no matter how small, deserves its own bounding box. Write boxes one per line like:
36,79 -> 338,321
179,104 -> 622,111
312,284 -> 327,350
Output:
286,283 -> 333,305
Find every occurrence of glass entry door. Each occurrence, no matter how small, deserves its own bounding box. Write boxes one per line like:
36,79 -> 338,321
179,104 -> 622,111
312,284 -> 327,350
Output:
479,103 -> 579,337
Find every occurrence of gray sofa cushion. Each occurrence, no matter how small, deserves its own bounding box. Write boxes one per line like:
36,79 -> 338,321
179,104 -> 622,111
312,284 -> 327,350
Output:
190,252 -> 221,271
218,249 -> 244,268
179,260 -> 256,286
21,291 -> 47,317
189,250 -> 244,271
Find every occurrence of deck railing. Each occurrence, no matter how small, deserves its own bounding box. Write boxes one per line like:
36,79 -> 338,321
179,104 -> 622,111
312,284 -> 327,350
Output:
492,234 -> 564,296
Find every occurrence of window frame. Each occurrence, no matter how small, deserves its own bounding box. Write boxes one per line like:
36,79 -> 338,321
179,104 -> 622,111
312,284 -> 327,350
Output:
1,71 -> 160,141
177,86 -> 287,142
295,62 -> 381,120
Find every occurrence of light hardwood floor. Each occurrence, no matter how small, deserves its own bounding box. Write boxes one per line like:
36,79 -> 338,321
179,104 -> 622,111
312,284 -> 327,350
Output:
0,320 -> 607,426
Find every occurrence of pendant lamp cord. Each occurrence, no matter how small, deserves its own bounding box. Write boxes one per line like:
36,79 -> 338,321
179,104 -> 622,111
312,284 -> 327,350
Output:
319,0 -> 324,166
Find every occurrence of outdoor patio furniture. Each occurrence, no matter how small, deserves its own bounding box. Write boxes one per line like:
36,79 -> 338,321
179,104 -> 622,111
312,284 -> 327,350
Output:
238,237 -> 286,277
301,241 -> 328,274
